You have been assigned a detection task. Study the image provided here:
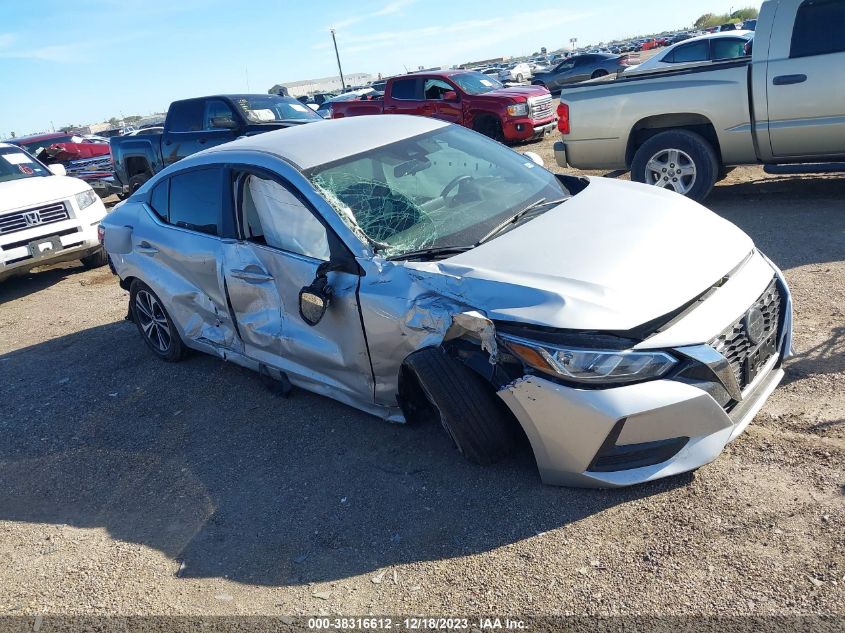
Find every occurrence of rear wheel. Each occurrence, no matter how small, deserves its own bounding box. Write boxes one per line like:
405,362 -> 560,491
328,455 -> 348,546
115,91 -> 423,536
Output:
129,172 -> 151,194
591,69 -> 609,79
516,73 -> 525,82
401,348 -> 516,465
631,129 -> 719,201
129,280 -> 185,362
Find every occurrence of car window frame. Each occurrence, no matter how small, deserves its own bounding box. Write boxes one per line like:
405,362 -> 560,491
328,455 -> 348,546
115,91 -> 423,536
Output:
144,164 -> 236,239
423,78 -> 457,101
230,165 -> 353,265
710,36 -> 749,60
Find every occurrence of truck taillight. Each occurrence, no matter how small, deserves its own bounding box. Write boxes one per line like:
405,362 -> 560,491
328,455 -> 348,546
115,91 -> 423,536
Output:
557,103 -> 570,135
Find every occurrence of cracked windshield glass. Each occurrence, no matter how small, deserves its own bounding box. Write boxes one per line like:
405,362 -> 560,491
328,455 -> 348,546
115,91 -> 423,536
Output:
309,126 -> 570,257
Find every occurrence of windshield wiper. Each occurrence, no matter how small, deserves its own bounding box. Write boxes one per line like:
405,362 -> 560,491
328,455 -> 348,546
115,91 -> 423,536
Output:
475,197 -> 569,246
386,245 -> 474,261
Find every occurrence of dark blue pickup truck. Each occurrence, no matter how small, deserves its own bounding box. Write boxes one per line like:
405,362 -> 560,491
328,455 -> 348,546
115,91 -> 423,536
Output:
110,93 -> 322,194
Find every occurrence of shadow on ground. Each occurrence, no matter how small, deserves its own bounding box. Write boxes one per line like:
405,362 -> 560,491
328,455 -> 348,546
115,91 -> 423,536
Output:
0,322 -> 690,587
0,261 -> 91,303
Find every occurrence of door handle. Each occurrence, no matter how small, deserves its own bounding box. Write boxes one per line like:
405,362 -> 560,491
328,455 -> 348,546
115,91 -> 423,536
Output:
772,74 -> 807,86
230,268 -> 274,283
136,241 -> 159,255
384,106 -> 398,112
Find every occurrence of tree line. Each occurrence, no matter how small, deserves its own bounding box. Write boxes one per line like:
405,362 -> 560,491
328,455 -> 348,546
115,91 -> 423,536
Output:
694,7 -> 759,29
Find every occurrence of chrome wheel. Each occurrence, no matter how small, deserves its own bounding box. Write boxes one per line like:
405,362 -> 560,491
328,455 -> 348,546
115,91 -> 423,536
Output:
645,148 -> 697,195
134,290 -> 171,353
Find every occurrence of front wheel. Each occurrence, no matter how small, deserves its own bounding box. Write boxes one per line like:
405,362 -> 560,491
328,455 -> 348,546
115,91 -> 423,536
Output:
129,280 -> 185,362
128,172 -> 151,194
631,130 -> 719,201
516,73 -> 525,83
80,249 -> 108,269
472,116 -> 504,143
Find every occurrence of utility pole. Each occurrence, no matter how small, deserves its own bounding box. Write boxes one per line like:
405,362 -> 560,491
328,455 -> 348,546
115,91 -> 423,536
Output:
330,29 -> 346,90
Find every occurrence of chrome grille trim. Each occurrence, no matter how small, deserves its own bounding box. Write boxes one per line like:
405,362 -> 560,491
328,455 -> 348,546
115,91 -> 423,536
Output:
528,94 -> 554,121
0,202 -> 69,236
710,278 -> 782,391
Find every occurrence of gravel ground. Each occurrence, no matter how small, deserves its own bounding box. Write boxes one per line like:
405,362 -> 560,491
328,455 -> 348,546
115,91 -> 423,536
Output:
0,139 -> 843,620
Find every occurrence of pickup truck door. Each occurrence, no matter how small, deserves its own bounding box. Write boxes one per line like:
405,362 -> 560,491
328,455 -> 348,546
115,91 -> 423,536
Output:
383,77 -> 428,116
764,0 -> 845,157
423,78 -> 463,123
220,169 -> 373,401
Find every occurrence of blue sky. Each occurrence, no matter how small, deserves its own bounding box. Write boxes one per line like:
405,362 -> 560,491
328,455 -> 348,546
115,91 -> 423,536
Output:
0,0 -> 743,136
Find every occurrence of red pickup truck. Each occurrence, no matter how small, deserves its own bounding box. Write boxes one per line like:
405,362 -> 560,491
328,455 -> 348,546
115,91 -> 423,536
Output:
330,70 -> 556,143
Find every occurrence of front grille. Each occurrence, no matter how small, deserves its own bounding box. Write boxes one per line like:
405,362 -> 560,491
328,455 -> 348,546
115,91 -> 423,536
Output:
529,95 -> 554,121
710,279 -> 782,391
0,202 -> 69,236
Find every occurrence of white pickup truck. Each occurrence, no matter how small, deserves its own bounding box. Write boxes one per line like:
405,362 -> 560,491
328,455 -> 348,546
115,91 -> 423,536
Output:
553,0 -> 845,200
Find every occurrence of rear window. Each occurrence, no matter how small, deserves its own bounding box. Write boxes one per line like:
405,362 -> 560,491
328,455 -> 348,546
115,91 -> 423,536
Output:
167,100 -> 204,132
391,78 -> 420,100
791,0 -> 845,58
168,168 -> 223,235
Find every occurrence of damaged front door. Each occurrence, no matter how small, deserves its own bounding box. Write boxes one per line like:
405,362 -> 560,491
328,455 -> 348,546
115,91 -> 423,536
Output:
222,168 -> 374,402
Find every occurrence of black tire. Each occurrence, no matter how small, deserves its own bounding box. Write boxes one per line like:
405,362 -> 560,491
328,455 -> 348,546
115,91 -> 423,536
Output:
80,248 -> 108,269
516,73 -> 524,83
591,69 -> 609,79
129,280 -> 185,362
472,115 -> 504,143
630,129 -> 720,202
129,172 -> 151,194
402,348 -> 516,465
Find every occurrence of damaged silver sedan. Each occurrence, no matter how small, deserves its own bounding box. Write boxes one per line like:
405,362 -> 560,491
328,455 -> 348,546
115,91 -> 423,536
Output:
102,116 -> 793,487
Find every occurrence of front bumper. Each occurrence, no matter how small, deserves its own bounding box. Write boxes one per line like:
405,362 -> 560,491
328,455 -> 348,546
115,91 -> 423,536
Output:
0,202 -> 107,280
85,175 -> 125,198
497,256 -> 793,488
503,117 -> 556,142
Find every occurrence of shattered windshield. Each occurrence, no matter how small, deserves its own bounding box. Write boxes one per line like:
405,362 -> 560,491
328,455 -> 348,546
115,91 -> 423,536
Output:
450,72 -> 504,95
308,125 -> 569,257
234,95 -> 322,123
0,148 -> 50,182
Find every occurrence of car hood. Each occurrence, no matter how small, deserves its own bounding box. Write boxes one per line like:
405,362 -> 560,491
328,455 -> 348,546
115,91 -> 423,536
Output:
476,85 -> 551,100
407,177 -> 753,332
0,175 -> 88,213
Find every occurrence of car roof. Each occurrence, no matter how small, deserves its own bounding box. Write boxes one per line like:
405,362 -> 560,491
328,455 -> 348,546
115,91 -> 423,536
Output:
199,115 -> 449,170
8,132 -> 72,143
673,30 -> 752,45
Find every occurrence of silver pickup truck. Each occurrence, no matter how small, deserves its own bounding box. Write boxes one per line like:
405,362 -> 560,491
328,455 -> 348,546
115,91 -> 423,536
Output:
553,0 -> 845,200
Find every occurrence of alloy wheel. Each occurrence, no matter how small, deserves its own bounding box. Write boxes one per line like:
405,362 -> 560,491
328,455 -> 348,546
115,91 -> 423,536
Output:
645,148 -> 697,195
134,290 -> 171,353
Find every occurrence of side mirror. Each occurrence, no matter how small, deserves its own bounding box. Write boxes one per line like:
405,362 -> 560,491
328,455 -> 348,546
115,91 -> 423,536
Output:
443,90 -> 459,102
522,151 -> 545,168
299,263 -> 334,326
211,117 -> 239,130
48,164 -> 67,177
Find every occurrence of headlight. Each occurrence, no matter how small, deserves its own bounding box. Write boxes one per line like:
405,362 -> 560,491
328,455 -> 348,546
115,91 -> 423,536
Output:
74,188 -> 98,210
502,335 -> 677,385
506,103 -> 529,117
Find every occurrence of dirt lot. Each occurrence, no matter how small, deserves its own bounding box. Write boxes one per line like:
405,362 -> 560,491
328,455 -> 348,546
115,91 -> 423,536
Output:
0,135 -> 843,620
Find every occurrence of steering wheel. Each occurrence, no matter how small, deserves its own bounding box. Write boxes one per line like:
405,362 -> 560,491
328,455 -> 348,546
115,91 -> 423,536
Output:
439,175 -> 473,203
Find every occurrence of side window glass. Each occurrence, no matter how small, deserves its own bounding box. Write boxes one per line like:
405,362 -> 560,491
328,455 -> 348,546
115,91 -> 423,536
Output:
204,100 -> 237,130
391,78 -> 420,100
671,41 -> 709,63
791,0 -> 845,58
240,174 -> 330,261
424,79 -> 454,100
167,100 -> 204,132
149,180 -> 169,221
169,168 -> 223,236
712,38 -> 748,60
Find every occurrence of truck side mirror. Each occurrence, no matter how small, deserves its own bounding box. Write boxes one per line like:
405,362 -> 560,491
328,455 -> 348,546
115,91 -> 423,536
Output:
211,117 -> 239,130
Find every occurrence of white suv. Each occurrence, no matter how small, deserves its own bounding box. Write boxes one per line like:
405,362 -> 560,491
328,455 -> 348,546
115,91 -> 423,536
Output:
0,143 -> 108,281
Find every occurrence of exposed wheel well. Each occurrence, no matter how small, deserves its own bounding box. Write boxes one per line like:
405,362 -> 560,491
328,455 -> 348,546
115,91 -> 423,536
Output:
626,114 -> 722,168
119,275 -> 136,292
125,156 -> 151,179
